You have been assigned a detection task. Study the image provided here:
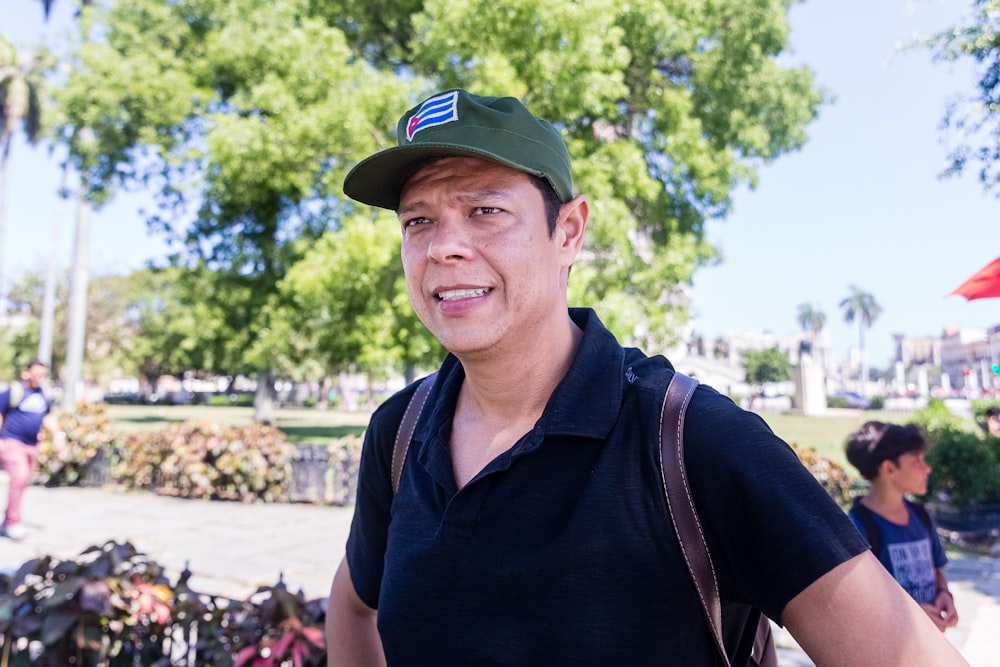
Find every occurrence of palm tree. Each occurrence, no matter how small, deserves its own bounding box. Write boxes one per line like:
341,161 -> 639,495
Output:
39,0 -> 94,20
839,285 -> 882,395
0,37 -> 49,315
796,303 -> 826,341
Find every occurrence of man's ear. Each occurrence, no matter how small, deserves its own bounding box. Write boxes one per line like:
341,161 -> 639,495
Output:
554,195 -> 588,263
878,458 -> 897,477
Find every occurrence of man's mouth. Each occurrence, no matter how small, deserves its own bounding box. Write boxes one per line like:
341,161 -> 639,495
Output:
436,288 -> 491,301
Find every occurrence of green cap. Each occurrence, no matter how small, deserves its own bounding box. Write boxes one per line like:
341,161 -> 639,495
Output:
343,89 -> 574,210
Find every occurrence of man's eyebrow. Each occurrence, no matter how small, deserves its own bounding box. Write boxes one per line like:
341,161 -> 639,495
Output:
397,201 -> 424,218
397,188 -> 516,217
455,189 -> 513,204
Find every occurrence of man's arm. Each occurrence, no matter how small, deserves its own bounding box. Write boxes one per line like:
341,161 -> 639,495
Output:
41,414 -> 66,451
784,551 -> 968,666
326,556 -> 385,667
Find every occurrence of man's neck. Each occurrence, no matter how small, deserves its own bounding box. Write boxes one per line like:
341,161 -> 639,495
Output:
455,314 -> 583,421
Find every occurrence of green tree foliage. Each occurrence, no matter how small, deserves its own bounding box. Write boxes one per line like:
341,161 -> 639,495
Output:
321,0 -> 827,349
52,0 -> 824,403
53,0 -> 419,418
926,0 -> 1000,194
911,399 -> 1000,510
5,267 -> 148,385
271,215 -> 442,381
115,265 -> 238,391
0,37 -> 51,310
741,346 -> 791,409
742,347 -> 792,386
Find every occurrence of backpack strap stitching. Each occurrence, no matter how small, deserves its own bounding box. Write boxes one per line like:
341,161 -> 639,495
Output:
659,371 -> 732,667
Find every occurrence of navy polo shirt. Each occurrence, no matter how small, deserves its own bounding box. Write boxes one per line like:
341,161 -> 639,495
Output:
346,308 -> 867,665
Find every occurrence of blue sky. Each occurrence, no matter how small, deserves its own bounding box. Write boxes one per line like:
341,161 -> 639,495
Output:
3,0 -> 997,367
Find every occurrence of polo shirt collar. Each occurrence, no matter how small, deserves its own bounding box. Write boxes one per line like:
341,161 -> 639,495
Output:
417,308 -> 627,445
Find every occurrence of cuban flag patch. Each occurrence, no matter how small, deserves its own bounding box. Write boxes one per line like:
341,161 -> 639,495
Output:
406,91 -> 460,141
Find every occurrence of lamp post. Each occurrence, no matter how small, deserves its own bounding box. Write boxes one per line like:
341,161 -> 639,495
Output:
990,326 -> 999,397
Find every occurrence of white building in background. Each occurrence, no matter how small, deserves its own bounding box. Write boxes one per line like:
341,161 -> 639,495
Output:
675,327 -> 835,411
940,325 -> 1000,396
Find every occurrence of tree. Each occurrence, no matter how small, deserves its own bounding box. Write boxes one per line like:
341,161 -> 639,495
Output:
796,303 -> 826,339
839,285 -> 882,395
323,0 -> 828,351
926,1 -> 1000,195
0,37 -> 50,314
5,265 -> 157,387
36,0 -> 94,20
272,214 -> 443,392
115,265 -> 234,393
742,347 -> 791,408
55,0 -> 419,422
54,0 -> 826,413
796,302 -> 826,357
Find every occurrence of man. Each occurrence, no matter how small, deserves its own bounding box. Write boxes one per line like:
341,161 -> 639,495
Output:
326,89 -> 968,665
846,421 -> 958,632
0,359 -> 65,540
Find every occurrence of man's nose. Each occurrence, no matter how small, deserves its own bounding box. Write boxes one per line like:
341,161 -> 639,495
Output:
427,217 -> 474,261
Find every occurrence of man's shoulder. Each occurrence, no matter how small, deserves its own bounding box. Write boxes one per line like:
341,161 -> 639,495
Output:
0,381 -> 24,406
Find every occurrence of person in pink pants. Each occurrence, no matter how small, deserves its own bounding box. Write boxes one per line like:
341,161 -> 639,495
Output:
0,360 -> 65,540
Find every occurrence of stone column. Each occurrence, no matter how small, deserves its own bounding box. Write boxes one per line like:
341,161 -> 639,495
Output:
794,350 -> 827,415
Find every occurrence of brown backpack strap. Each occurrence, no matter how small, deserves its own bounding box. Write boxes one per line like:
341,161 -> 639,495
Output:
391,373 -> 437,494
658,371 -> 731,667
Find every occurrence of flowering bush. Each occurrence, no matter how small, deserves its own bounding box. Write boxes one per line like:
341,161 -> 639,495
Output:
35,401 -> 117,486
0,541 -> 327,666
790,441 -> 854,510
29,402 -> 362,506
115,421 -> 298,503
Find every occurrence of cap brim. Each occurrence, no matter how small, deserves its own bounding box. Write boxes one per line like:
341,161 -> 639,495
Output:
343,143 -> 545,211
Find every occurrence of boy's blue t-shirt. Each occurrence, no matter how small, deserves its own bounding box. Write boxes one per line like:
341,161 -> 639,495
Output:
849,502 -> 947,604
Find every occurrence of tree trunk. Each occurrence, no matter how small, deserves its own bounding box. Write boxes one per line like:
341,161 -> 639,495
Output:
859,323 -> 868,397
319,374 -> 332,409
0,136 -> 10,317
253,369 -> 276,424
62,184 -> 90,409
38,165 -> 67,367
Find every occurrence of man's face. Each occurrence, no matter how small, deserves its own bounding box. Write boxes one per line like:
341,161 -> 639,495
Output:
988,415 -> 1000,437
397,157 -> 580,358
21,364 -> 47,389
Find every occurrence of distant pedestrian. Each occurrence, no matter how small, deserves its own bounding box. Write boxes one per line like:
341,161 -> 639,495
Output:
0,359 -> 66,540
846,421 -> 958,632
981,405 -> 1000,438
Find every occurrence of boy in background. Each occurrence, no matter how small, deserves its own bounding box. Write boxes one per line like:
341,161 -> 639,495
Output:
846,421 -> 958,632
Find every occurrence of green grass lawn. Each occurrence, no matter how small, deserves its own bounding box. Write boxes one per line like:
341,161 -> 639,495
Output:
759,408 -> 979,472
105,404 -> 371,443
105,403 -> 975,474
757,410 -> 912,471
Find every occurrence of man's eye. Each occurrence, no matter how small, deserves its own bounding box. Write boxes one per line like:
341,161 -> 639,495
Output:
404,217 -> 429,227
476,207 -> 500,215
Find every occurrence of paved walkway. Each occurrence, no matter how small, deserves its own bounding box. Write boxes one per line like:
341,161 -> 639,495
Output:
0,480 -> 997,666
